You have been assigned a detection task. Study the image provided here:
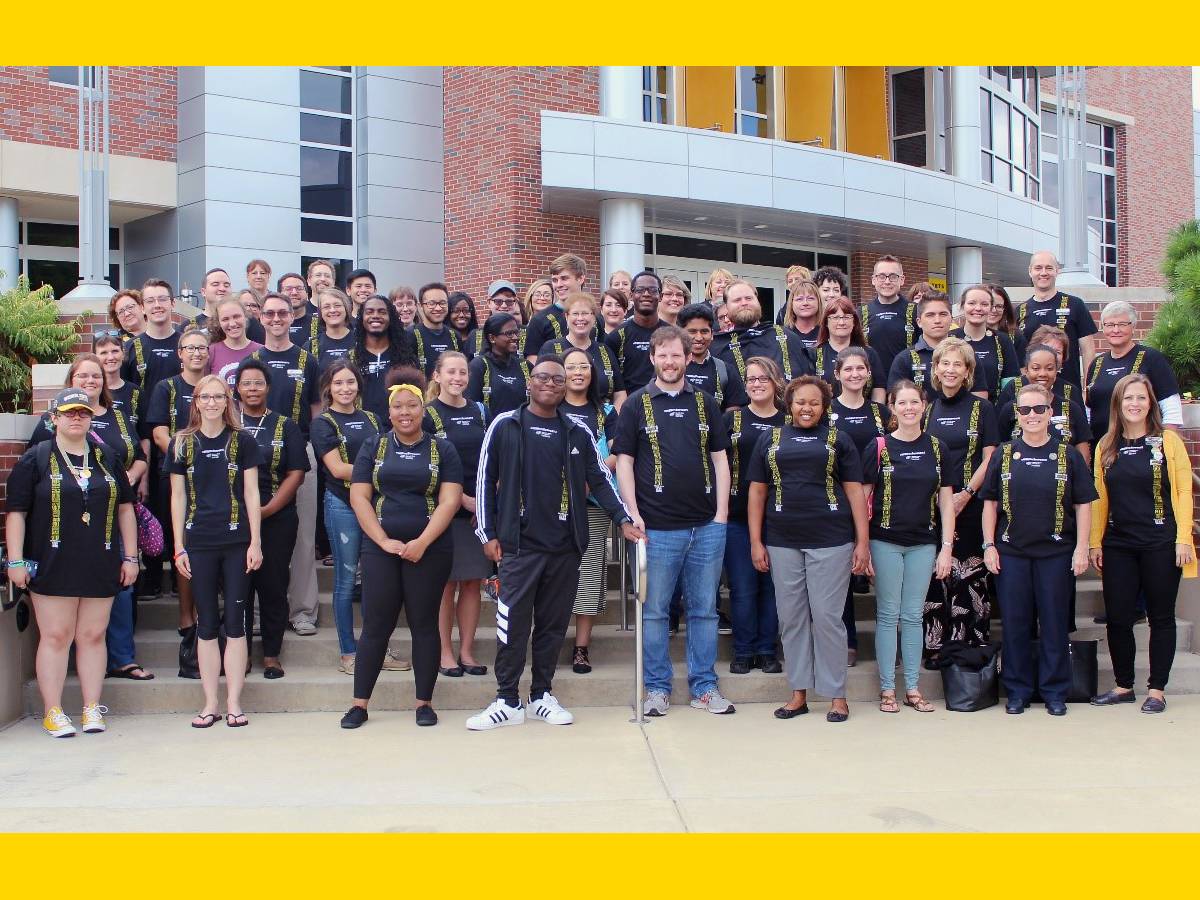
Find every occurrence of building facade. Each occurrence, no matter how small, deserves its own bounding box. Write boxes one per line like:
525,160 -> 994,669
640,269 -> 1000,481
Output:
0,66 -> 1193,317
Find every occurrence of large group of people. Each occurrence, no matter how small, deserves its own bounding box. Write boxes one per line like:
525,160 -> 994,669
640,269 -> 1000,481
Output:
6,250 -> 1195,738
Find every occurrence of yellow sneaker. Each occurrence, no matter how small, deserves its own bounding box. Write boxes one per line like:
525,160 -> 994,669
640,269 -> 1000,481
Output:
43,707 -> 76,738
81,703 -> 109,734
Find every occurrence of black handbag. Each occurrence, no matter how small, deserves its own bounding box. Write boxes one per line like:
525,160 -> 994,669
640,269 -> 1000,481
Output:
178,623 -> 227,679
1030,639 -> 1099,703
939,641 -> 1001,712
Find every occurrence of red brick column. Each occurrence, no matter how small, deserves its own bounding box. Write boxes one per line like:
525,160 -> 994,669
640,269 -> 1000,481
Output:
849,251 -> 930,301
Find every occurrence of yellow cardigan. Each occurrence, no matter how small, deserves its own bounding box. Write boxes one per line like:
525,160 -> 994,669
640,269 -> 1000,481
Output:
1090,428 -> 1197,578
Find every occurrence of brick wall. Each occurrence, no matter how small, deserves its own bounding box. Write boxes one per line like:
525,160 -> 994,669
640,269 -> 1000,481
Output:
443,67 -> 601,316
0,439 -> 26,528
848,250 -> 930,301
0,66 -> 176,161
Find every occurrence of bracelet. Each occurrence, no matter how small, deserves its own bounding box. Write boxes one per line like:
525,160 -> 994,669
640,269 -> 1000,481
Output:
964,486 -> 977,497
122,556 -> 139,564
173,549 -> 189,561
6,559 -> 26,569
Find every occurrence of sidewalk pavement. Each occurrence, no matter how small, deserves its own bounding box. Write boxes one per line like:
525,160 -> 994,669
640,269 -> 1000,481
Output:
2,697 -> 1198,832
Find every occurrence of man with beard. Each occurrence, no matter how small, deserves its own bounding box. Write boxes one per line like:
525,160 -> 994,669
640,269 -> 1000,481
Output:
412,282 -> 463,380
603,270 -> 669,392
712,280 -> 813,384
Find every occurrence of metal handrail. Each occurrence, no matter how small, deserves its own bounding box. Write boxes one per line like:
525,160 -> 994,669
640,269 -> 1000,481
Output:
629,538 -> 648,724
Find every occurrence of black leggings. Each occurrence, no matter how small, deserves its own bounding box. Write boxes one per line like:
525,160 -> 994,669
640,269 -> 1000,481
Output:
190,543 -> 251,640
244,508 -> 297,657
1101,544 -> 1181,691
354,542 -> 452,703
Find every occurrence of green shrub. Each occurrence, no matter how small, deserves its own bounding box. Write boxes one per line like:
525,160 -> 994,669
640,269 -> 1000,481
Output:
0,273 -> 89,413
1147,221 -> 1200,397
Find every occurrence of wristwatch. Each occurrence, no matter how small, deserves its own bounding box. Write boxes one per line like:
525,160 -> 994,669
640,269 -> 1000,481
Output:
981,541 -> 996,550
964,486 -> 977,497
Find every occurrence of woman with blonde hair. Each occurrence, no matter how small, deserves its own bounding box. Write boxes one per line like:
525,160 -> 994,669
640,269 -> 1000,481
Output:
389,285 -> 418,328
782,279 -> 824,348
208,296 -> 263,386
165,375 -> 263,728
607,270 -> 632,297
1090,374 -> 1196,713
659,275 -> 690,326
705,268 -> 735,304
524,278 -> 554,320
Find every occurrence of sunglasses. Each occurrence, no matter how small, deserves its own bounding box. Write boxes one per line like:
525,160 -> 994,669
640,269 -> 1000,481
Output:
1016,404 -> 1050,415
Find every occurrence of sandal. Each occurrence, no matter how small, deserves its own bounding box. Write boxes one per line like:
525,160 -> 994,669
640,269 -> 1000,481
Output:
190,712 -> 219,729
904,692 -> 935,713
879,691 -> 900,714
107,664 -> 155,681
226,713 -> 249,728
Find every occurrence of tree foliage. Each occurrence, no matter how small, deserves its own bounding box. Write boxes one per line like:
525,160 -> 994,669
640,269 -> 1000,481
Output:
1147,221 -> 1200,397
0,273 -> 89,413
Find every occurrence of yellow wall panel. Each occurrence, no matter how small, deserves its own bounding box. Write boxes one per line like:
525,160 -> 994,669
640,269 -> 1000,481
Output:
684,67 -> 734,133
845,66 -> 891,160
783,67 -> 835,147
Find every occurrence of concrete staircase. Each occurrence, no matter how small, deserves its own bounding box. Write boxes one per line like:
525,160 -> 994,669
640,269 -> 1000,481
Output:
24,564 -> 1200,716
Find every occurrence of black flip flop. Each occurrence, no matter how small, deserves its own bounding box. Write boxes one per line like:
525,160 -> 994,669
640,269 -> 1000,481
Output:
191,713 -> 219,729
107,664 -> 155,681
226,713 -> 249,728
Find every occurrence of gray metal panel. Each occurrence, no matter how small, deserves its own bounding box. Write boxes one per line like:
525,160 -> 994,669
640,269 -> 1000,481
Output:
357,153 -> 442,192
359,259 -> 445,292
357,118 -> 444,162
359,185 -> 444,223
204,201 -> 301,252
360,75 -> 442,128
359,216 -> 444,265
124,209 -> 178,263
197,67 -> 299,106
361,67 -> 442,86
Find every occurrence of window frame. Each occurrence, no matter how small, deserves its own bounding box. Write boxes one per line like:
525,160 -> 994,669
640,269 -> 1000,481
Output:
299,66 -> 356,254
979,67 -> 1041,201
641,66 -> 672,125
734,66 -> 774,138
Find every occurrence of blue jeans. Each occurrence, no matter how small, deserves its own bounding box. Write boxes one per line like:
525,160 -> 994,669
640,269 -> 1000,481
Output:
870,540 -> 936,692
643,520 -> 726,697
724,520 -> 777,657
324,491 -> 363,655
106,584 -> 136,670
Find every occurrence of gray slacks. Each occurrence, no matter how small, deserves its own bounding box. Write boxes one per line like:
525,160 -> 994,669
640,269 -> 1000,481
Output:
288,445 -> 319,626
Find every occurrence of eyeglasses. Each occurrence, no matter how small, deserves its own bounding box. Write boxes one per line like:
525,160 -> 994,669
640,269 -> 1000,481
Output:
114,305 -> 140,317
196,394 -> 227,404
530,373 -> 566,385
261,310 -> 291,319
496,329 -> 520,338
564,363 -> 591,373
1102,321 -> 1132,329
631,285 -> 660,296
1015,404 -> 1050,416
873,273 -> 902,282
826,313 -> 854,322
491,297 -> 516,306
422,300 -> 448,309
180,345 -> 209,355
57,408 -> 92,419
237,379 -> 267,389
745,376 -> 773,385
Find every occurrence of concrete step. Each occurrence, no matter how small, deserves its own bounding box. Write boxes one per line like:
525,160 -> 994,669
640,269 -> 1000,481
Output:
27,651 -> 1200,717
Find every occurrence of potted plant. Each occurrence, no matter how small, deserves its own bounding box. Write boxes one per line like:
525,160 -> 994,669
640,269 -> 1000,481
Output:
1146,220 -> 1200,425
0,273 -> 88,413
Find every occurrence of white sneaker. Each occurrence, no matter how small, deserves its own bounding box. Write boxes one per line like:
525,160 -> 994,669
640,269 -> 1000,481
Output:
643,690 -> 670,717
80,703 -> 109,733
466,698 -> 525,731
527,692 -> 574,725
690,688 -> 736,714
291,620 -> 317,636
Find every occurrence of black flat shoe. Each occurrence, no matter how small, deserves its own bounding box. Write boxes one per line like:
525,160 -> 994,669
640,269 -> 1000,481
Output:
263,665 -> 285,680
1046,701 -> 1068,716
1091,689 -> 1135,706
729,656 -> 753,675
826,708 -> 849,723
1005,699 -> 1027,715
415,705 -> 438,727
438,665 -> 464,677
758,655 -> 782,674
571,646 -> 591,675
341,706 -> 368,729
774,703 -> 809,719
459,658 -> 488,676
1141,696 -> 1167,714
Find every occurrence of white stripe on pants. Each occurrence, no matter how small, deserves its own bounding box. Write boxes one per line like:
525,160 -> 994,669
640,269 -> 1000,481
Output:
767,543 -> 853,698
288,445 -> 319,626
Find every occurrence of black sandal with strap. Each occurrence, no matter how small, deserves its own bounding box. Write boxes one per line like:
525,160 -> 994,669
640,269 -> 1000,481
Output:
107,664 -> 155,681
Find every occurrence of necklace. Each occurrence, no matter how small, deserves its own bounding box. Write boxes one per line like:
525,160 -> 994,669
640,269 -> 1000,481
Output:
62,448 -> 93,525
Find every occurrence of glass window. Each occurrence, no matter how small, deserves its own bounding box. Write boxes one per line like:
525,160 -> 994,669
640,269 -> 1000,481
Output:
300,113 -> 352,147
300,70 -> 351,114
48,66 -> 95,88
1011,108 -> 1026,170
741,245 -> 815,268
25,222 -> 78,247
301,257 -> 354,290
641,66 -> 671,124
300,147 -> 352,217
734,66 -> 772,137
1042,159 -> 1058,207
993,98 -> 1010,159
301,218 -> 353,245
893,135 -> 926,167
27,259 -> 79,299
891,69 -> 925,136
980,90 -> 992,146
816,252 -> 850,273
995,159 -> 1012,191
980,71 -> 1039,197
981,151 -> 993,182
653,234 -> 738,263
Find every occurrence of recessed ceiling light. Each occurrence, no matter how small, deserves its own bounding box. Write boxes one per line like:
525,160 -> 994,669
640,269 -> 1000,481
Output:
693,216 -> 708,221
818,233 -> 832,238
870,239 -> 884,245
753,224 -> 768,229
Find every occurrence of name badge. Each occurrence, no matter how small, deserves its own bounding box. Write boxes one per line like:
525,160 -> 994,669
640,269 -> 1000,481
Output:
287,368 -> 304,379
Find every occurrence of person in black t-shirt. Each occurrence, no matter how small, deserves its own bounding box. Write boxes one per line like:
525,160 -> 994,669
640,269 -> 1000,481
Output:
422,351 -> 490,678
467,313 -> 530,418
713,281 -> 814,385
861,380 -> 955,713
95,333 -> 147,470
310,361 -> 383,674
679,303 -> 749,410
165,375 -> 263,728
352,294 -> 418,425
469,356 -> 639,730
859,255 -> 916,374
341,370 -> 463,730
953,284 -> 1019,402
780,279 -> 823,349
448,291 -> 476,350
524,254 -> 599,363
747,375 -> 870,723
604,271 -> 669,392
811,296 -> 887,402
886,293 -> 954,400
980,382 -> 1097,715
314,288 -> 356,369
412,282 -> 464,380
997,344 -> 1092,463
1017,251 -> 1098,393
6,388 -> 139,738
539,292 -> 627,409
235,359 -> 309,680
614,326 -> 734,717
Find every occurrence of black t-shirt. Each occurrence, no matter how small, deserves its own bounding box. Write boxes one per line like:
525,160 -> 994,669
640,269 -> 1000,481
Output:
886,339 -> 936,398
310,409 -> 381,506
829,397 -> 890,459
108,380 -> 144,435
922,390 -> 999,490
1097,435 -> 1177,551
979,438 -> 1097,558
351,431 -> 463,547
1017,291 -> 1098,391
353,344 -> 401,425
517,410 -> 573,553
289,310 -> 322,349
316,330 -> 356,371
251,345 -> 321,433
713,324 -> 814,383
685,356 -> 749,410
423,398 -> 487,516
411,323 -> 462,380
997,375 -> 1074,409
810,343 -> 887,396
951,327 -> 1020,400
724,407 -> 786,522
612,382 -> 731,530
1086,345 -> 1179,438
146,375 -> 196,455
746,423 -> 862,550
541,338 -> 625,403
239,410 -> 309,509
997,397 -> 1092,448
120,330 -> 181,394
861,432 -> 944,546
163,428 -> 264,550
560,400 -> 618,454
790,324 -> 820,350
472,326 -> 529,359
467,353 -> 529,418
604,318 -> 669,392
861,297 -> 916,374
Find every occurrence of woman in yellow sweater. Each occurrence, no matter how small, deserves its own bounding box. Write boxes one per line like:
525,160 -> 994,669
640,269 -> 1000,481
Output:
1089,373 -> 1196,714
